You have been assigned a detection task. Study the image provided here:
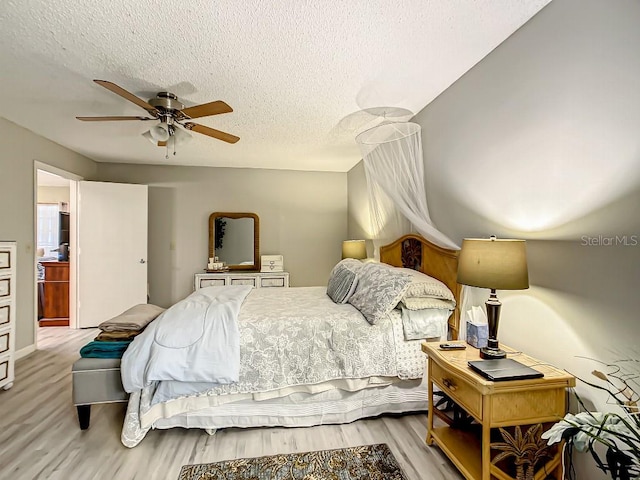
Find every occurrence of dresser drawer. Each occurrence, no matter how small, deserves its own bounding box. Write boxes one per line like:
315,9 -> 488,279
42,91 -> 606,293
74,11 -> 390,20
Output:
0,249 -> 12,270
431,360 -> 482,420
0,304 -> 10,327
0,356 -> 10,383
199,278 -> 226,288
0,332 -> 8,355
0,278 -> 10,298
230,277 -> 257,287
260,276 -> 286,288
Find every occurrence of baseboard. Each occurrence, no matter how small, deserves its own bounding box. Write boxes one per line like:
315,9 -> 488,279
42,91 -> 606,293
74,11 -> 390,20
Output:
16,344 -> 36,360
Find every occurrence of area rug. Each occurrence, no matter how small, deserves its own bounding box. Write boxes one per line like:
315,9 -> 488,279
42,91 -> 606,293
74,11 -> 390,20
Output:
178,443 -> 408,480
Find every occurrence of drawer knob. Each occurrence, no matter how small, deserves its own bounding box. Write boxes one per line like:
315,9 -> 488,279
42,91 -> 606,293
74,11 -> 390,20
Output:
442,378 -> 458,391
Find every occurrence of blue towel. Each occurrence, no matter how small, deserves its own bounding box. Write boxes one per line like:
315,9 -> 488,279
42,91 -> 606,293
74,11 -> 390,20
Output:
80,340 -> 132,359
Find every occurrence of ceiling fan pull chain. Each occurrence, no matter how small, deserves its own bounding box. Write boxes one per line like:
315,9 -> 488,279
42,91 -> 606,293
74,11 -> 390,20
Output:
165,143 -> 169,160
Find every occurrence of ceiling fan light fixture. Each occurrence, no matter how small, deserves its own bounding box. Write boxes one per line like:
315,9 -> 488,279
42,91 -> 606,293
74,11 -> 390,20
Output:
141,130 -> 156,145
149,123 -> 170,142
172,125 -> 192,146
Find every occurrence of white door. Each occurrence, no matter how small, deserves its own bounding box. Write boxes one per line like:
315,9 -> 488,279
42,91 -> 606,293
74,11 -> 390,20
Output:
77,181 -> 148,328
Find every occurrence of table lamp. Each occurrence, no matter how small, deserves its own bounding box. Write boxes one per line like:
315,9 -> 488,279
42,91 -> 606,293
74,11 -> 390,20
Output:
342,240 -> 367,260
457,236 -> 529,359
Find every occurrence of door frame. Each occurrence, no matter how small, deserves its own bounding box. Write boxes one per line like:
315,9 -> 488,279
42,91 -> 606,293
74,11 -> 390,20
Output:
33,161 -> 83,348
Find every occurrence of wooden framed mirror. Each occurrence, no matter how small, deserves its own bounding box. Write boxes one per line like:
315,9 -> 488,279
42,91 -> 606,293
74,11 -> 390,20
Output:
208,212 -> 260,271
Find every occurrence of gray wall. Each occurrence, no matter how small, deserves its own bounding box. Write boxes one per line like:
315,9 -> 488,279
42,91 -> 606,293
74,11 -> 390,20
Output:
0,117 -> 98,351
349,1 -> 639,477
1,115 -> 346,353
346,161 -> 373,256
96,163 -> 347,307
415,0 -> 640,373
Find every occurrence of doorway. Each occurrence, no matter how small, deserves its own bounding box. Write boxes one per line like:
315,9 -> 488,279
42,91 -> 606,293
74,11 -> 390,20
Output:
36,169 -> 71,327
33,164 -> 149,349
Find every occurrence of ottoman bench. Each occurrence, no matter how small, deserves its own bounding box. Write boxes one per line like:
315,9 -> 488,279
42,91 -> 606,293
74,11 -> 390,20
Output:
72,358 -> 128,429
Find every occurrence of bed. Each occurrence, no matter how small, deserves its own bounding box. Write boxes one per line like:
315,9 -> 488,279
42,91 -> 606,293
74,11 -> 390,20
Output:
120,234 -> 460,447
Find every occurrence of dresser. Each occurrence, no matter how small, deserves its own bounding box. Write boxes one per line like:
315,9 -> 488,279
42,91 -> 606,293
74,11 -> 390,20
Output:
40,261 -> 70,326
422,341 -> 575,480
0,242 -> 16,390
195,271 -> 290,291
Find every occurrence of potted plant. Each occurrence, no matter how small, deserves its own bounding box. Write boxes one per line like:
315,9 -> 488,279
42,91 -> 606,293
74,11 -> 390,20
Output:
542,360 -> 639,480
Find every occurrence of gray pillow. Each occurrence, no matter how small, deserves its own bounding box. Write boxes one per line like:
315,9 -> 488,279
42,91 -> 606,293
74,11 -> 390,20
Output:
327,259 -> 362,304
348,262 -> 412,325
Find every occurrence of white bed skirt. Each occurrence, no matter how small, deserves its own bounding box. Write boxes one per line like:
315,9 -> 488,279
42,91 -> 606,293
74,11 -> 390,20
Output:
150,378 -> 429,431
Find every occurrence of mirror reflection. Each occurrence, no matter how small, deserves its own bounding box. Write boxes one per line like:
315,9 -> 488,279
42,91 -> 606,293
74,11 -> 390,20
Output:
209,212 -> 259,271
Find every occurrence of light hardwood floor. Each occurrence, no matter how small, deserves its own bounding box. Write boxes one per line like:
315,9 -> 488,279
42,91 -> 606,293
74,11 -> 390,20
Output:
0,327 -> 463,480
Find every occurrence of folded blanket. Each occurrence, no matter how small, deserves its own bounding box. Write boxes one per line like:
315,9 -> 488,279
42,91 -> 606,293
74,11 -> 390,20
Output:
95,330 -> 142,341
98,304 -> 165,332
121,285 -> 252,392
400,305 -> 450,341
80,340 -> 132,359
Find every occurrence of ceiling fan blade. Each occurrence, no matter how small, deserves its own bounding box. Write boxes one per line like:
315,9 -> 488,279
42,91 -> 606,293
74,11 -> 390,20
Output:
157,141 -> 168,147
93,80 -> 159,116
76,116 -> 154,121
179,101 -> 233,119
183,122 -> 239,144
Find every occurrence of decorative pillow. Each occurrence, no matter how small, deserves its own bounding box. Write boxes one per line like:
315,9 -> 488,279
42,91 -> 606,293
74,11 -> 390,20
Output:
326,259 -> 362,304
348,262 -> 412,325
401,297 -> 456,311
398,268 -> 456,303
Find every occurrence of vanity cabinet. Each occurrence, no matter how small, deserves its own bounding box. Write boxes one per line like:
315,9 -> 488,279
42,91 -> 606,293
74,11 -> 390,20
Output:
195,271 -> 290,291
40,261 -> 69,326
0,242 -> 16,390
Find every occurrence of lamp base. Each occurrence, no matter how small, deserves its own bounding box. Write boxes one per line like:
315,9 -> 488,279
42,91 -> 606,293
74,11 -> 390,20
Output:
480,346 -> 507,360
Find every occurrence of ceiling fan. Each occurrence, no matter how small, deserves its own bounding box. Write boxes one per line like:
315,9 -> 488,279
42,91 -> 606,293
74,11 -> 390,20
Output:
77,80 -> 239,150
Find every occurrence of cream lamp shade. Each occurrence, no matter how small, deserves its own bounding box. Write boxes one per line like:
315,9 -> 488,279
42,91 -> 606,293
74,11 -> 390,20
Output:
457,238 -> 529,290
456,236 -> 528,360
342,240 -> 367,260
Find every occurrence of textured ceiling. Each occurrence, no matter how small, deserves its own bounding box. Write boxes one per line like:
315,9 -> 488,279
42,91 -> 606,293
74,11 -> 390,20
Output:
0,0 -> 550,172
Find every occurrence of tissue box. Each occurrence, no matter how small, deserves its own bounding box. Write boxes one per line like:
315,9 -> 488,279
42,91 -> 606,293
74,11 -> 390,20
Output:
466,322 -> 488,348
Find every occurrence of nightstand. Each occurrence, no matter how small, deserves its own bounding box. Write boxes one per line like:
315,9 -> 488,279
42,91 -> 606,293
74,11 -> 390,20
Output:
422,342 -> 575,480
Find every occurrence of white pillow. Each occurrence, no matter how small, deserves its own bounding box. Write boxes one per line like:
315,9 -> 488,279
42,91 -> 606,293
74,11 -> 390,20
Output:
401,297 -> 456,311
348,262 -> 412,325
397,268 -> 456,303
326,259 -> 361,304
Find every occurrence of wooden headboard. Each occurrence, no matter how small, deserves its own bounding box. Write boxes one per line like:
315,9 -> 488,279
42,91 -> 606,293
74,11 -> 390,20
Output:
380,234 -> 461,339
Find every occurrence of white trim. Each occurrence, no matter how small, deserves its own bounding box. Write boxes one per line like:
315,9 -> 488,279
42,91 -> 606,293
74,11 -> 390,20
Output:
34,161 -> 83,182
15,344 -> 36,360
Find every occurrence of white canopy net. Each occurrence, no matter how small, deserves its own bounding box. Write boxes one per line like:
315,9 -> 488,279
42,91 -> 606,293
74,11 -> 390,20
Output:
356,122 -> 469,340
355,122 -> 459,251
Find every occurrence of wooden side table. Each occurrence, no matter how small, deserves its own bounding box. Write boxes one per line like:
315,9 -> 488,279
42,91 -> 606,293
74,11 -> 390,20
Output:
40,261 -> 70,327
422,342 -> 575,480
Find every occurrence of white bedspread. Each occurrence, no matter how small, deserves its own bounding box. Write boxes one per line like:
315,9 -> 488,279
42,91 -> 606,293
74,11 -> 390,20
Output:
121,287 -> 428,447
121,285 -> 252,391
